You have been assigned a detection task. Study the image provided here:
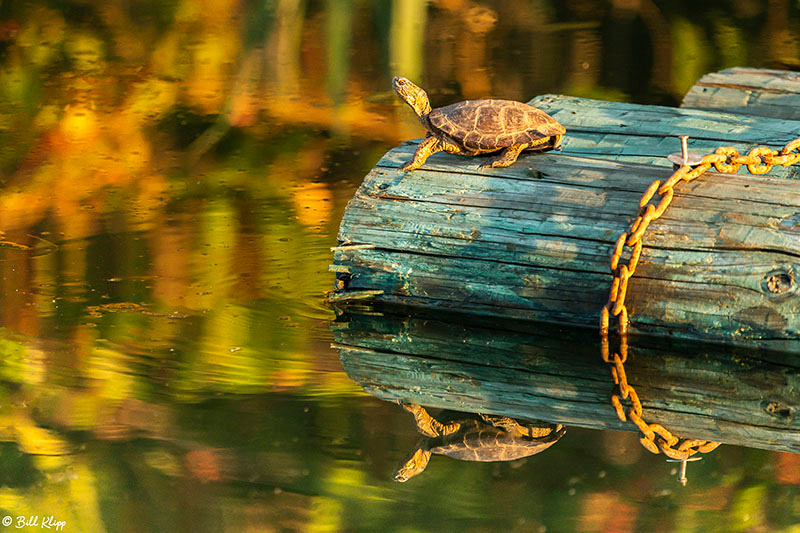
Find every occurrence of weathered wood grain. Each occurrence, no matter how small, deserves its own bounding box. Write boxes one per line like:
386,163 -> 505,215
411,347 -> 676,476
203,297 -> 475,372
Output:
682,67 -> 800,119
333,311 -> 800,453
532,94 -> 800,177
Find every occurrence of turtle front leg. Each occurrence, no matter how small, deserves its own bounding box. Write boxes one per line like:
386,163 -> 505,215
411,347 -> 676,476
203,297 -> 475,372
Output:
479,414 -> 523,433
399,403 -> 460,437
401,136 -> 443,171
478,144 -> 527,169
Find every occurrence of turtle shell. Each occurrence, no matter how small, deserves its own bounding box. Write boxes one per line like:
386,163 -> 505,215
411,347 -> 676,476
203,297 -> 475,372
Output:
428,419 -> 560,462
427,99 -> 565,152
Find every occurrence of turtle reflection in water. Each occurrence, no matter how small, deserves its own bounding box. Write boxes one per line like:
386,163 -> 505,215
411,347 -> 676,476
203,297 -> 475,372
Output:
392,76 -> 565,171
393,403 -> 566,482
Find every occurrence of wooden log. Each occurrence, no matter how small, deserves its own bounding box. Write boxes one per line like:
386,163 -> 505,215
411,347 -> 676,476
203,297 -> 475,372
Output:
333,311 -> 800,454
332,86 -> 800,347
333,146 -> 800,347
682,67 -> 800,120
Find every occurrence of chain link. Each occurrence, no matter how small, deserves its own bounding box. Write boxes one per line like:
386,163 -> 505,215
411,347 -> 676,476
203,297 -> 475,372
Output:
599,135 -> 800,460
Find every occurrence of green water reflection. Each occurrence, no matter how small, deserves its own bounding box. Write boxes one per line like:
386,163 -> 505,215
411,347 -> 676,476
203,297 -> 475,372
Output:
0,0 -> 799,531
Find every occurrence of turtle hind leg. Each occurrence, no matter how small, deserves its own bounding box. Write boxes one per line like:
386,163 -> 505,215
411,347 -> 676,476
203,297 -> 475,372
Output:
401,136 -> 443,171
478,144 -> 526,169
525,422 -> 567,442
527,135 -> 560,153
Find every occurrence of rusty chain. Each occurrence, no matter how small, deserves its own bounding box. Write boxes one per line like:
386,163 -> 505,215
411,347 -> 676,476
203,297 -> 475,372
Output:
599,135 -> 800,461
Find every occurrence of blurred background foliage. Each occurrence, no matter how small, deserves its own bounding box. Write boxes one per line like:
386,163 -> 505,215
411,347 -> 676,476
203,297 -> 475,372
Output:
0,0 -> 798,531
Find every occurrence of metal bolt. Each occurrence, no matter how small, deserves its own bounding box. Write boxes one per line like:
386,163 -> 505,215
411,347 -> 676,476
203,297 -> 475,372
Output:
666,456 -> 702,486
667,135 -> 704,169
680,135 -> 689,164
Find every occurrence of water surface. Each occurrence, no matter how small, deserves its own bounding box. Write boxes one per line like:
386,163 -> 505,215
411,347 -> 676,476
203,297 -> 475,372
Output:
1,1 -> 800,531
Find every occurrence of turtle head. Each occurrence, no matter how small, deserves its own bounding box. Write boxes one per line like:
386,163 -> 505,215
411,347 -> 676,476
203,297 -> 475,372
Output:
393,77 -> 432,118
392,447 -> 431,482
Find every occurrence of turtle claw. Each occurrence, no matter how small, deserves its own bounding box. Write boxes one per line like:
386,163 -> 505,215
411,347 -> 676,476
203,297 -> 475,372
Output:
478,159 -> 506,170
397,401 -> 416,413
479,160 -> 514,170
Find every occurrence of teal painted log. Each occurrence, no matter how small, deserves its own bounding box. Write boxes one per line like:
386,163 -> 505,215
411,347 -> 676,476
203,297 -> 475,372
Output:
682,67 -> 800,119
333,311 -> 800,453
332,147 -> 800,347
332,78 -> 800,347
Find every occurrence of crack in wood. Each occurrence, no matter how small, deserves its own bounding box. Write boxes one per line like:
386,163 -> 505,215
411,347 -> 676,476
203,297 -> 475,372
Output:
694,81 -> 789,95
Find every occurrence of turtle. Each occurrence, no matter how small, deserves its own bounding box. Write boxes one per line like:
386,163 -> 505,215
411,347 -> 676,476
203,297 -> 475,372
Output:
392,403 -> 566,482
392,76 -> 566,171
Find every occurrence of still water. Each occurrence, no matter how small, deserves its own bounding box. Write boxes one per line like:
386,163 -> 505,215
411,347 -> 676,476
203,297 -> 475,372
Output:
1,1 -> 800,531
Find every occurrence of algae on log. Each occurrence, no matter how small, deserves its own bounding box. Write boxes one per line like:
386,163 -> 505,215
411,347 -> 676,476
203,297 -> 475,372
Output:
333,311 -> 800,453
682,67 -> 800,120
332,80 -> 800,347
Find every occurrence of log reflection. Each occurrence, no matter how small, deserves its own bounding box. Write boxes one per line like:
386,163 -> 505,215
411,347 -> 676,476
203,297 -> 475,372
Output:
332,308 -> 800,453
